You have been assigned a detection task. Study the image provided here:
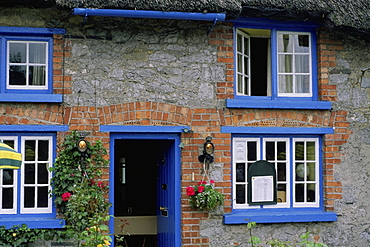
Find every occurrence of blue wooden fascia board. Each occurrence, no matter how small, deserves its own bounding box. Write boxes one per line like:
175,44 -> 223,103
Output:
0,125 -> 68,132
226,99 -> 332,110
0,93 -> 63,103
0,26 -> 65,35
100,125 -> 190,133
221,127 -> 334,135
231,17 -> 319,30
223,210 -> 337,224
1,217 -> 65,229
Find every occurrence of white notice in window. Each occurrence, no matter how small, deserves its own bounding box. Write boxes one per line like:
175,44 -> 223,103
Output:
251,176 -> 273,202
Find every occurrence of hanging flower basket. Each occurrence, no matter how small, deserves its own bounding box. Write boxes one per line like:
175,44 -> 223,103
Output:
186,180 -> 224,211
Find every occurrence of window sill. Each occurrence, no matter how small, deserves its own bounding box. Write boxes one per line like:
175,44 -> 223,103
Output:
226,99 -> 332,110
0,216 -> 65,229
223,209 -> 337,224
0,93 -> 62,103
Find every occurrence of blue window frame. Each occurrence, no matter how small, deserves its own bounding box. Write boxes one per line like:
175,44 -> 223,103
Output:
0,27 -> 65,103
222,127 -> 337,223
0,126 -> 67,229
227,18 -> 331,110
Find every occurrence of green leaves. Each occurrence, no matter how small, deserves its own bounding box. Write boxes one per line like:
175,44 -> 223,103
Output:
188,181 -> 224,210
49,131 -> 112,246
247,222 -> 329,247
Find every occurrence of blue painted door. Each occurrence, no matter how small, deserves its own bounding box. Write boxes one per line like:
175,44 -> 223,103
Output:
157,141 -> 176,246
111,134 -> 181,247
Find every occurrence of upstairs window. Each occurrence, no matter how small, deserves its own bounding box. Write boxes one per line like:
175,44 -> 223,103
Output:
227,19 -> 331,109
236,29 -> 312,98
0,27 -> 65,103
8,41 -> 48,90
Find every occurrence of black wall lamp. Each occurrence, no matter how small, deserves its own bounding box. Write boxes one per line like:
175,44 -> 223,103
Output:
77,138 -> 89,174
77,139 -> 88,153
198,136 -> 214,170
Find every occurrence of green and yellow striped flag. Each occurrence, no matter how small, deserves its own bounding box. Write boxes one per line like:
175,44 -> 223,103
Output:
0,142 -> 22,169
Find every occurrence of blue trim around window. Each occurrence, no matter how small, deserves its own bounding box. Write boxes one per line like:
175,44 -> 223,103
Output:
100,125 -> 190,133
0,26 -> 65,103
221,127 -> 334,135
222,126 -> 337,223
0,125 -> 68,132
0,130 -> 67,229
227,17 -> 331,110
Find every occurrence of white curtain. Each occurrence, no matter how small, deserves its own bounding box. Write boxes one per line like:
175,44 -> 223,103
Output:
30,43 -> 46,86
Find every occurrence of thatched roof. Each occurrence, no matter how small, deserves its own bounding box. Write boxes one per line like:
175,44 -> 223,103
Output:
2,0 -> 370,37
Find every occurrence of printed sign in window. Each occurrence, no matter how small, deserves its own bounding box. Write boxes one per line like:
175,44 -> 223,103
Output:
251,176 -> 274,202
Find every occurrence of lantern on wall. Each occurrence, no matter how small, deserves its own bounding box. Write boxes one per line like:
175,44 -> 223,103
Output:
198,136 -> 214,170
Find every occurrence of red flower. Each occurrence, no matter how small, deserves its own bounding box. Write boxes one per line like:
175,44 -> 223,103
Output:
210,180 -> 215,184
62,192 -> 72,202
198,181 -> 206,185
97,181 -> 105,188
198,186 -> 205,193
186,186 -> 195,196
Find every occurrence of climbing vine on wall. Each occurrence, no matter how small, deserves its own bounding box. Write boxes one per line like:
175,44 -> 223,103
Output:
49,131 -> 112,246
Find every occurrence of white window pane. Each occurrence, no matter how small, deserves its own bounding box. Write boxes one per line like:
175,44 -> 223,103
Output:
24,164 -> 35,184
37,187 -> 49,207
24,187 -> 35,208
2,187 -> 14,209
295,55 -> 310,73
307,184 -> 316,202
295,75 -> 310,93
295,35 -> 310,53
21,137 -> 52,214
244,36 -> 249,56
236,184 -> 246,204
29,66 -> 46,86
9,43 -> 26,63
9,65 -> 27,85
278,34 -> 293,52
237,74 -> 243,94
7,41 -> 48,89
29,43 -> 46,63
279,75 -> 293,93
237,54 -> 243,73
306,142 -> 316,160
277,163 -> 286,181
247,141 -> 257,161
237,33 -> 242,52
236,163 -> 246,182
37,164 -> 49,184
307,163 -> 316,181
293,138 -> 319,207
278,54 -> 293,73
0,138 -> 18,214
277,184 -> 287,203
295,184 -> 305,202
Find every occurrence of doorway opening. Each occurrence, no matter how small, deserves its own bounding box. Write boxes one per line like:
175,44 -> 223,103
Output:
113,139 -> 175,247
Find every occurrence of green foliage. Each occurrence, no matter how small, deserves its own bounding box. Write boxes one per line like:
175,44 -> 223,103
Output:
49,131 -> 108,215
246,221 -> 329,247
298,232 -> 328,247
246,221 -> 262,247
186,180 -> 224,210
0,224 -> 65,247
49,131 -> 112,246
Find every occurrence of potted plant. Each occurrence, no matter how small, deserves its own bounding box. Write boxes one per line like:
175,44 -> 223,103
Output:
186,180 -> 224,211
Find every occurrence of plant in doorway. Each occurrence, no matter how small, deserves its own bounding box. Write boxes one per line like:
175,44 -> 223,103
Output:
186,180 -> 224,211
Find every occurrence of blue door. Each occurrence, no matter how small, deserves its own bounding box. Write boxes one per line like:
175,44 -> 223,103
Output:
111,133 -> 181,247
157,141 -> 175,246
